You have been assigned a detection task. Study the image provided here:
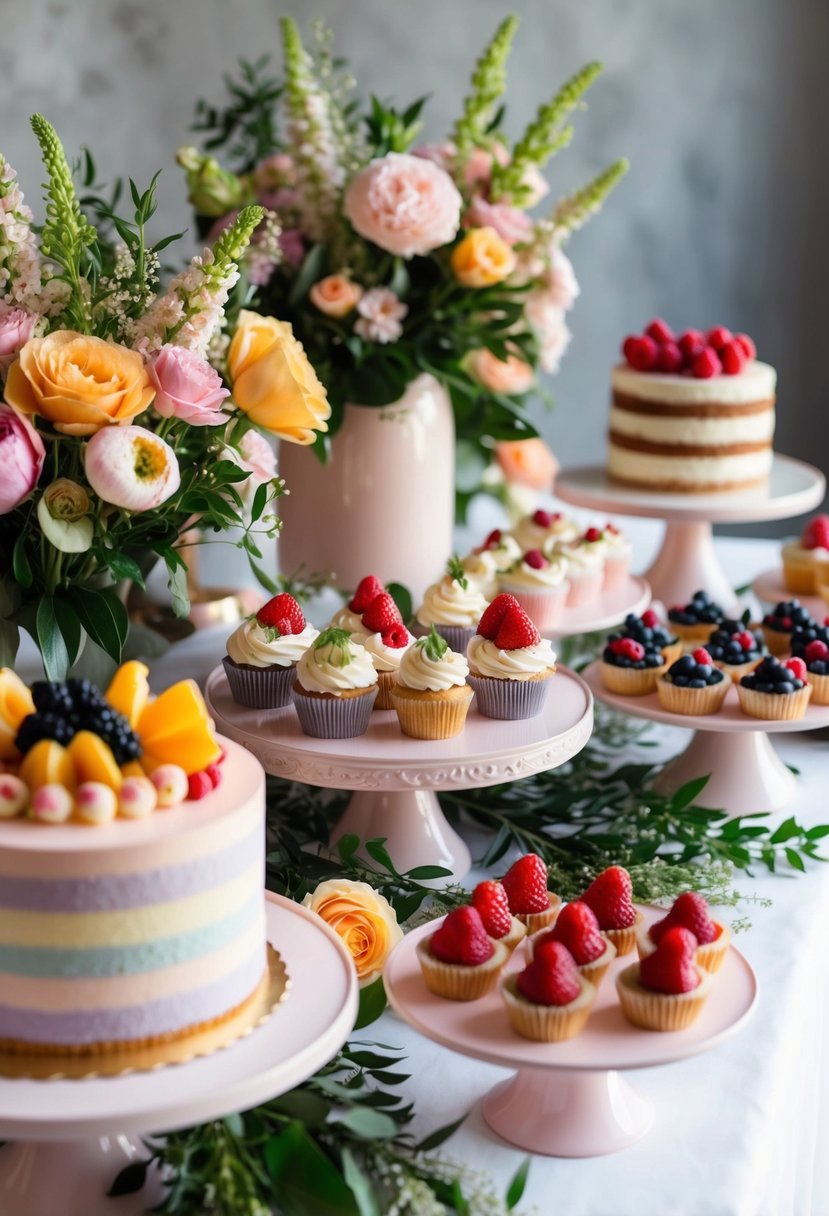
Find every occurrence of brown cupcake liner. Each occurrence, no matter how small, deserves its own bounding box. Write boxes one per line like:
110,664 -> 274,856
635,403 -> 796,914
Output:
416,937 -> 508,1001
602,910 -> 644,957
390,685 -> 473,739
293,684 -> 378,737
222,657 -> 295,709
501,974 -> 596,1041
807,670 -> 829,706
467,672 -> 553,720
761,626 -> 792,658
656,673 -> 731,716
600,661 -> 665,696
636,921 -> 730,974
616,963 -> 712,1031
735,681 -> 811,721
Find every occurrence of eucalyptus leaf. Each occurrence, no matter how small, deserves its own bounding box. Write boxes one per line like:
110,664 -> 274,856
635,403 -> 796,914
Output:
341,1148 -> 381,1216
265,1121 -> 359,1216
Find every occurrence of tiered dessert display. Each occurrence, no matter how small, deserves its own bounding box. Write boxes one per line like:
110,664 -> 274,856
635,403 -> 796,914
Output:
753,513 -> 829,621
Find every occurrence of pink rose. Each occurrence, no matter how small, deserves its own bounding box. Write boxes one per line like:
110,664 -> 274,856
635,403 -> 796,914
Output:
466,348 -> 535,395
0,307 -> 36,375
464,196 -> 534,246
148,345 -> 229,426
524,295 -> 572,374
540,247 -> 580,310
353,288 -> 408,344
344,153 -> 462,259
233,429 -> 277,505
309,274 -> 363,319
0,403 -> 45,513
412,142 -> 456,173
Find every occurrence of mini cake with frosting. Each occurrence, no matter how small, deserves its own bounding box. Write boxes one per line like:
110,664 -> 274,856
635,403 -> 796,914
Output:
532,900 -> 617,989
461,529 -> 522,598
471,879 -> 527,953
224,593 -> 318,709
498,549 -> 569,632
617,926 -> 712,1031
293,628 -> 379,738
501,852 -> 561,935
390,626 -> 472,740
667,589 -> 725,644
636,891 -> 730,975
466,594 -> 556,720
553,527 -> 606,607
801,638 -> 829,705
328,573 -> 386,641
580,864 -> 643,956
511,509 -> 579,553
736,655 -> 812,721
600,635 -> 667,696
416,906 -> 508,1001
601,521 -> 633,592
416,557 -> 490,653
761,599 -> 814,657
705,618 -> 766,678
781,515 -> 829,595
657,648 -> 731,716
611,609 -> 682,666
608,320 -> 776,493
501,939 -> 595,1042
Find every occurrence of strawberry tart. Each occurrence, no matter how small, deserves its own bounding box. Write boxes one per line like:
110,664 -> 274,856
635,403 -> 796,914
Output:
466,594 -> 557,720
580,865 -> 643,956
471,879 -> 527,954
616,926 -> 712,1031
416,906 -> 508,1001
501,853 -> 561,935
636,892 -> 730,975
531,900 -> 617,989
501,939 -> 596,1042
224,593 -> 318,709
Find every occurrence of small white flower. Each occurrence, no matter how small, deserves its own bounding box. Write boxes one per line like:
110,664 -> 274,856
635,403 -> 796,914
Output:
353,287 -> 408,345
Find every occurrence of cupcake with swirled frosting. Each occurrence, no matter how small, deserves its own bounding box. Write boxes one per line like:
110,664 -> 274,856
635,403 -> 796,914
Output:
362,622 -> 415,710
416,557 -> 490,653
390,626 -> 473,739
512,509 -> 580,553
293,628 -> 378,738
466,593 -> 557,719
552,528 -> 607,607
498,549 -> 569,632
327,573 -> 388,644
223,593 -> 318,708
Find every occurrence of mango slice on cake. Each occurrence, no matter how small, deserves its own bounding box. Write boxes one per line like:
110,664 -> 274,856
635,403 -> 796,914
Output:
67,731 -> 123,791
105,661 -> 150,728
0,669 -> 36,761
137,679 -> 221,775
19,740 -> 76,790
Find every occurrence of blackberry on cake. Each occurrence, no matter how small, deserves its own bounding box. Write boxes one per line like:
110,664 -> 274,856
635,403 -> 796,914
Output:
761,599 -> 814,657
600,635 -> 667,695
705,618 -> 766,678
611,609 -> 682,665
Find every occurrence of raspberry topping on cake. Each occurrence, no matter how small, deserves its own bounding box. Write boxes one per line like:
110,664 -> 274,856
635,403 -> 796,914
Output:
362,592 -> 403,633
480,529 -> 503,551
657,341 -> 684,374
256,593 -> 305,634
740,655 -> 807,695
429,907 -> 495,966
720,340 -> 747,376
621,323 -> 756,377
581,865 -> 636,930
381,623 -> 410,648
583,527 -> 603,543
638,926 -> 700,994
706,325 -> 734,352
801,515 -> 829,551
349,575 -> 385,614
523,548 -> 547,570
546,900 -> 606,965
678,329 -> 706,362
502,853 -> 551,915
622,334 -> 659,371
692,347 -> 722,379
645,318 -> 675,345
649,892 -> 719,946
516,940 -> 582,1006
734,333 -> 756,361
471,880 -> 513,939
532,509 -> 553,527
762,599 -> 813,634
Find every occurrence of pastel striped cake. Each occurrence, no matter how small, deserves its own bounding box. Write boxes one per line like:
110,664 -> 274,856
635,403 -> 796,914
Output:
0,738 -> 266,1056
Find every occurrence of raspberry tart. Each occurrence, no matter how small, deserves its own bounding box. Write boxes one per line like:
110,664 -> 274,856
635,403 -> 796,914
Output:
531,900 -> 617,988
667,590 -> 725,645
600,635 -> 667,696
224,593 -> 318,708
466,594 -> 557,720
637,892 -> 730,974
416,557 -> 490,654
580,865 -> 643,955
736,655 -> 812,721
293,628 -> 379,738
471,879 -> 527,954
498,548 -> 569,632
416,906 -> 508,1001
802,638 -> 829,705
781,515 -> 829,595
761,599 -> 814,657
501,852 -> 562,934
501,939 -> 596,1042
656,649 -> 731,716
705,618 -> 766,679
616,926 -> 712,1031
390,627 -> 473,740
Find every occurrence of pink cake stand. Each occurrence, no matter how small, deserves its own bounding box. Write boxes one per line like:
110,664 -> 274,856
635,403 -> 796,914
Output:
384,907 -> 756,1158
556,456 -> 825,616
548,574 -> 651,637
752,567 -> 826,621
0,894 -> 358,1216
583,660 -> 829,813
205,666 -> 593,883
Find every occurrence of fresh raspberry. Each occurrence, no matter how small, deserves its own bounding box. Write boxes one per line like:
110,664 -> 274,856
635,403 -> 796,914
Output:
187,771 -> 213,801
779,617 -> 793,630
614,637 -> 645,661
692,347 -> 722,379
801,515 -> 829,551
481,529 -> 503,550
471,880 -> 513,939
349,575 -> 386,613
638,926 -> 700,994
623,335 -> 659,371
583,527 -> 603,543
657,341 -> 684,374
477,593 -> 518,641
502,853 -> 551,915
785,657 -> 808,681
649,891 -> 718,946
645,318 -> 675,345
641,609 -> 660,628
581,865 -> 636,930
720,340 -> 747,376
734,333 -> 756,361
517,940 -> 582,1006
735,631 -> 756,651
256,593 -> 305,633
532,509 -> 553,527
806,639 -> 829,663
381,622 -> 410,648
706,326 -> 734,352
678,329 -> 706,363
361,592 -> 402,633
523,549 -> 547,570
622,335 -> 640,363
692,647 -> 713,665
493,601 -> 541,650
205,763 -> 222,789
548,900 -> 606,965
429,906 -> 494,966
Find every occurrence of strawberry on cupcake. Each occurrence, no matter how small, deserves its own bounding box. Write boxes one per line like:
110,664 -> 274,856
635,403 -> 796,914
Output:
636,892 -> 730,974
531,899 -> 617,988
358,592 -> 413,709
616,925 -> 712,1031
328,574 -> 385,640
471,879 -> 527,953
501,852 -> 561,935
466,594 -> 557,720
580,864 -> 643,956
416,557 -> 490,653
501,939 -> 596,1042
461,529 -> 522,598
223,593 -> 318,708
417,905 -> 509,1001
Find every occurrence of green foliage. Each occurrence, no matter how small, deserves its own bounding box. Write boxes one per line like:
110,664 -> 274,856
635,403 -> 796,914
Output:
364,96 -> 427,157
452,15 -> 519,155
192,56 -> 284,170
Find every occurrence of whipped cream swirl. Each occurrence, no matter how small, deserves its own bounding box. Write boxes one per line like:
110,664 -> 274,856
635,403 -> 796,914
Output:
501,555 -> 569,591
296,635 -> 378,694
513,514 -> 579,551
397,639 -> 469,691
416,576 -> 489,628
363,629 -> 415,672
467,635 -> 557,680
227,619 -> 319,668
328,605 -> 365,634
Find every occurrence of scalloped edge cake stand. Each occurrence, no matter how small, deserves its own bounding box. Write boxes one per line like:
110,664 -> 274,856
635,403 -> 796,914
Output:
205,666 -> 593,884
0,894 -> 358,1216
384,908 -> 757,1158
752,567 -> 827,621
583,660 -> 829,813
556,456 -> 826,616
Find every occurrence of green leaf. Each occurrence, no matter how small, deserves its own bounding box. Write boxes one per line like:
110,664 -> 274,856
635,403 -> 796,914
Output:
68,587 -> 128,663
52,596 -> 83,666
785,847 -> 806,872
386,582 -> 413,624
354,977 -> 387,1030
250,480 -> 268,523
341,1148 -> 381,1216
364,838 -> 398,874
328,1106 -> 398,1140
12,533 -> 32,589
669,776 -> 710,810
506,1157 -> 531,1209
267,1089 -> 331,1129
103,550 -> 147,588
36,596 -> 70,680
337,833 -> 361,862
0,619 -> 20,668
770,816 -> 802,845
289,243 -> 328,307
265,1121 -> 359,1216
415,1113 -> 468,1152
404,865 -> 452,880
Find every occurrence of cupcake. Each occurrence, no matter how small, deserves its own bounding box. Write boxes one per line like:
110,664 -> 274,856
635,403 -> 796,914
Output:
601,522 -> 633,593
328,573 -> 385,639
802,638 -> 829,705
362,622 -> 415,710
416,557 -> 490,653
466,594 -> 557,720
501,853 -> 561,934
531,900 -> 617,989
781,515 -> 829,595
293,628 -> 379,738
471,880 -> 527,953
736,655 -> 812,721
616,926 -> 712,1031
611,609 -> 682,666
600,636 -> 667,696
580,865 -> 643,956
223,593 -> 318,709
637,892 -> 730,975
416,906 -> 509,1001
667,590 -> 725,645
512,508 -> 579,553
705,619 -> 766,680
553,528 -> 606,607
390,626 -> 473,740
656,649 -> 731,716
761,599 -> 813,657
501,939 -> 596,1042
461,530 -> 521,599
498,549 -> 569,632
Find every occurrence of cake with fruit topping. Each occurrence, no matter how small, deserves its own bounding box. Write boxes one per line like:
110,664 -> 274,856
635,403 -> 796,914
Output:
416,906 -> 508,1001
293,628 -> 379,738
501,939 -> 596,1042
580,865 -> 643,956
705,618 -> 766,679
636,892 -> 730,975
617,926 -> 712,1031
761,599 -> 814,657
611,610 -> 682,666
657,648 -> 731,715
782,515 -> 829,595
416,557 -> 490,653
224,593 -> 318,709
608,319 -> 776,493
389,627 -> 472,740
466,594 -> 557,720
736,655 -> 812,721
531,900 -> 617,989
0,664 -> 267,1059
498,548 -> 569,632
600,635 -> 667,696
501,852 -> 561,935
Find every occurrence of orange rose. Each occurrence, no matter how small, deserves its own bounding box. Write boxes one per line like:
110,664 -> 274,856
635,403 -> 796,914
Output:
5,331 -> 155,436
302,878 -> 403,986
467,348 -> 535,395
495,438 -> 559,491
450,226 -> 516,288
309,274 -> 363,319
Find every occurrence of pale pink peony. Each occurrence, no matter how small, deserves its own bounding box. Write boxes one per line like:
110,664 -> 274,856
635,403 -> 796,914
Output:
84,425 -> 180,512
0,306 -> 36,375
0,403 -> 45,513
353,288 -> 408,344
467,348 -> 535,395
148,345 -> 229,426
463,196 -> 534,246
540,246 -> 580,310
343,153 -> 462,259
524,295 -> 572,374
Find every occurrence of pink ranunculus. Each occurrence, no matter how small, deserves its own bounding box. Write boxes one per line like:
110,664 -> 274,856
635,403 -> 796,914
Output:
148,345 -> 230,426
84,425 -> 180,512
353,288 -> 408,345
466,348 -> 535,395
463,196 -> 534,246
0,403 -> 45,513
343,153 -> 462,259
0,306 -> 36,375
234,429 -> 277,505
524,295 -> 572,375
252,154 -> 297,192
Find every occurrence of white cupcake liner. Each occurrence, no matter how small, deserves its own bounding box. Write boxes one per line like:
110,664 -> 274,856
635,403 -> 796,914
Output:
222,657 -> 295,709
293,686 -> 378,738
468,673 -> 552,720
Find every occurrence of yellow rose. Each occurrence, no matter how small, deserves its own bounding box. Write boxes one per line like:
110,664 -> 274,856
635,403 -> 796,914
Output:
227,311 -> 331,445
5,331 -> 155,437
302,878 -> 404,986
450,226 -> 517,288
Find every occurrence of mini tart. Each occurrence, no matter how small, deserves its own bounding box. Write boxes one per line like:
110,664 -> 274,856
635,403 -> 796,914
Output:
416,935 -> 508,1001
761,624 -> 793,658
501,972 -> 596,1042
636,920 -> 731,975
669,620 -> 718,645
806,669 -> 829,705
599,659 -> 666,696
714,656 -> 762,681
616,962 -> 713,1031
735,681 -> 812,721
660,640 -> 684,667
512,892 -> 562,936
656,670 -> 731,716
601,910 -> 644,957
490,916 -> 528,954
527,930 -> 617,988
390,681 -> 473,740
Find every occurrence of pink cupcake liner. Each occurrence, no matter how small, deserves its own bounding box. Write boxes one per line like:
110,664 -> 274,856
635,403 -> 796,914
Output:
564,567 -> 603,607
468,673 -> 552,720
293,686 -> 378,738
222,657 -> 295,709
602,552 -> 632,594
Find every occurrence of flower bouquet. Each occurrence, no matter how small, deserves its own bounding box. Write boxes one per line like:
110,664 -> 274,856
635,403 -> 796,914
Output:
0,116 -> 331,679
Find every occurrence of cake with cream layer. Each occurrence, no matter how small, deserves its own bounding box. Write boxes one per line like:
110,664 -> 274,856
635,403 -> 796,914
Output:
0,738 -> 266,1055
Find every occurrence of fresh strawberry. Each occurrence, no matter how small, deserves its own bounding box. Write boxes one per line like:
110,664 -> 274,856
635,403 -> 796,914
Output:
477,593 -> 518,640
806,639 -> 829,663
257,593 -> 305,633
523,549 -> 547,569
735,631 -> 756,651
361,592 -> 402,633
638,926 -> 700,994
349,575 -> 385,613
493,601 -> 541,650
641,609 -> 660,628
706,326 -> 733,352
581,865 -> 636,930
517,940 -> 582,1006
502,853 -> 551,915
692,647 -> 713,665
645,318 -> 675,346
649,891 -> 718,946
205,763 -> 222,789
548,900 -> 606,964
481,529 -> 503,550
692,347 -> 722,379
720,340 -> 746,376
734,333 -> 756,361
429,906 -> 494,965
583,527 -> 603,543
801,515 -> 829,551
532,509 -> 553,527
187,771 -> 213,801
678,329 -> 706,364
381,623 -> 410,648
785,656 -> 808,681
472,880 -> 513,939
657,341 -> 684,374
623,335 -> 659,371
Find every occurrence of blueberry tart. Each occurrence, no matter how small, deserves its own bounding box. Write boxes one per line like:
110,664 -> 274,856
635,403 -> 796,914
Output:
705,619 -> 766,679
761,600 -> 813,657
801,639 -> 829,705
736,655 -> 812,720
612,609 -> 682,666
656,648 -> 731,716
667,591 -> 725,645
600,636 -> 667,695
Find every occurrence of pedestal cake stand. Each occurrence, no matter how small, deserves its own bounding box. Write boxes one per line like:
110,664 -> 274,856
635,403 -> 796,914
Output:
752,567 -> 826,621
583,661 -> 829,814
548,574 -> 650,637
384,906 -> 756,1158
205,665 -> 593,883
0,894 -> 358,1216
556,456 -> 825,616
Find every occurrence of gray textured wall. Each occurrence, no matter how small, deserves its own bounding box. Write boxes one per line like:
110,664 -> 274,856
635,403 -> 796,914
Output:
3,0 -> 828,490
